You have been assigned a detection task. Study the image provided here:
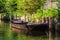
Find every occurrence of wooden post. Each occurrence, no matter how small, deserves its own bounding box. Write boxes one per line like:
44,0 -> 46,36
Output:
55,19 -> 60,40
49,17 -> 52,40
51,17 -> 55,39
55,21 -> 58,40
49,17 -> 55,40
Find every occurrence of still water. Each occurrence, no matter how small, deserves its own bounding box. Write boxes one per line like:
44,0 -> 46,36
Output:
0,20 -> 59,40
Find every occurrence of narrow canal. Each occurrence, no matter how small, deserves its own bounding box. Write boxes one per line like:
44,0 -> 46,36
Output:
0,20 -> 59,40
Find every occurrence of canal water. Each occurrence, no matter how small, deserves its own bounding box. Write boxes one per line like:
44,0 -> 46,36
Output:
0,20 -> 59,40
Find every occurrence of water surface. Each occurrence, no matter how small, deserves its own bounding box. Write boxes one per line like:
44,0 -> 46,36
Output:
0,20 -> 57,40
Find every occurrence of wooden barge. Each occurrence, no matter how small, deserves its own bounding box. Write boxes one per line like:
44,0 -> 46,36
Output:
11,20 -> 49,35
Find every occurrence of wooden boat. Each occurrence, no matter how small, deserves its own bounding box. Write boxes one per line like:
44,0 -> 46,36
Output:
11,21 -> 49,35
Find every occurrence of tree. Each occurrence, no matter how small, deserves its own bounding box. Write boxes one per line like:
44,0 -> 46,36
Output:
0,0 -> 45,21
17,0 -> 45,14
17,0 -> 45,22
58,1 -> 60,21
0,0 -> 6,13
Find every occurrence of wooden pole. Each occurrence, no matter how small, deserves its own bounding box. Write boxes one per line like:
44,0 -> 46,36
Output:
49,17 -> 52,40
49,17 -> 55,40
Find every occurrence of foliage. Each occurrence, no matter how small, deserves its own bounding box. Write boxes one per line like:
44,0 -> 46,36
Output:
32,8 -> 58,20
0,0 -> 58,21
43,8 -> 58,18
17,0 -> 45,14
33,9 -> 43,19
0,0 -> 6,13
0,0 -> 45,16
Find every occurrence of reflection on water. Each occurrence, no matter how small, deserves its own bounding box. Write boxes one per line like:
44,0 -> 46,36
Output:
0,20 -> 59,40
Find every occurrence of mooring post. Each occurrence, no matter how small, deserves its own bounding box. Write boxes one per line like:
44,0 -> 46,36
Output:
49,17 -> 52,40
55,19 -> 60,40
49,17 -> 55,40
51,17 -> 55,38
55,21 -> 58,40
